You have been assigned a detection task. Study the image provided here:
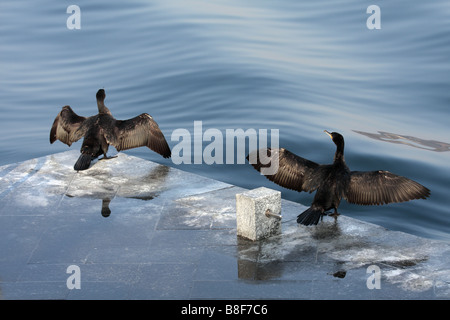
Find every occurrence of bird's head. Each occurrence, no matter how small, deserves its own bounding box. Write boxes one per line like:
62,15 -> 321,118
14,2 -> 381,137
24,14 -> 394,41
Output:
324,130 -> 344,147
96,89 -> 106,102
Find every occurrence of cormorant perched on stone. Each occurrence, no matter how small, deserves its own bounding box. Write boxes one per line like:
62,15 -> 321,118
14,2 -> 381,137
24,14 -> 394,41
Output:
50,89 -> 171,171
248,130 -> 430,226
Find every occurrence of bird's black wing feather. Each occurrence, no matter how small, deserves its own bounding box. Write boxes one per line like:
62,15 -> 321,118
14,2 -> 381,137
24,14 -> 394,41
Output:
345,170 -> 430,205
49,105 -> 86,146
247,148 -> 323,192
105,113 -> 171,158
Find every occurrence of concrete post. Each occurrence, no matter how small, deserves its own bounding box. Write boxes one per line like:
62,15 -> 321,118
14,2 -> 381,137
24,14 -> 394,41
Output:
236,187 -> 282,241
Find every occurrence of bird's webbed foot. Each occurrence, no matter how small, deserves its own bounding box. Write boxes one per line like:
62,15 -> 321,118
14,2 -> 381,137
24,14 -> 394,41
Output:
327,209 -> 340,222
99,155 -> 118,161
327,212 -> 340,218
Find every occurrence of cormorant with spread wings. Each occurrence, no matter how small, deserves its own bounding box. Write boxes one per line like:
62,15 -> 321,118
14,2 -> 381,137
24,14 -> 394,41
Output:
248,130 -> 430,226
50,89 -> 171,171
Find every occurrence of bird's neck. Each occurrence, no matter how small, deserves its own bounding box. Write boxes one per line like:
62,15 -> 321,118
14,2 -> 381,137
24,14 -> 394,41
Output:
97,101 -> 112,115
334,144 -> 345,163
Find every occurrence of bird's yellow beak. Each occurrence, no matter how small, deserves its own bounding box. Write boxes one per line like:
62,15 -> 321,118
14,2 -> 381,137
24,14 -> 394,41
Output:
324,130 -> 333,139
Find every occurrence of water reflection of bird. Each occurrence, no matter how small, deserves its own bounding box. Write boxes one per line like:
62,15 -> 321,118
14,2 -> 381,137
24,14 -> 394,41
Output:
50,89 -> 171,171
101,198 -> 112,218
248,131 -> 430,226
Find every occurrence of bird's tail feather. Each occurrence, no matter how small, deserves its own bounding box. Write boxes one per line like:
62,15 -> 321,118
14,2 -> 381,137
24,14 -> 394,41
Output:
297,207 -> 323,226
74,154 -> 92,171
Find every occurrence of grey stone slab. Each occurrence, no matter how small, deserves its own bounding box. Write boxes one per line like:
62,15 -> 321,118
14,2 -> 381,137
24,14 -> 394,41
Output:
0,158 -> 44,196
190,280 -> 313,300
126,263 -> 197,300
66,281 -> 132,300
175,186 -> 244,215
194,247 -> 241,281
0,185 -> 63,217
158,186 -> 242,230
0,281 -> 69,300
157,203 -> 215,230
0,215 -> 47,264
17,263 -> 76,283
150,229 -> 237,251
0,151 -> 449,300
84,246 -> 162,264
28,207 -> 158,264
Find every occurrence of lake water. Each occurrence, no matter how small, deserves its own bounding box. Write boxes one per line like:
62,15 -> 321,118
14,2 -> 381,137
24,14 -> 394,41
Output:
1,0 -> 449,240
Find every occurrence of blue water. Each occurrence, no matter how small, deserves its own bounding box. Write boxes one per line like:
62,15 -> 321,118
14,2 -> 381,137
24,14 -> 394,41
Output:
1,0 -> 449,240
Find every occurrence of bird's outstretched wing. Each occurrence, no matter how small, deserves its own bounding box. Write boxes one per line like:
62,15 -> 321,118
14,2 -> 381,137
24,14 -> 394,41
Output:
247,148 -> 322,192
50,105 -> 86,146
105,113 -> 171,158
345,170 -> 430,205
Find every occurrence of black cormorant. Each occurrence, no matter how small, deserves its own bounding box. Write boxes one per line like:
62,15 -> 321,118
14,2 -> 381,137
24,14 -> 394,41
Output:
248,130 -> 430,226
50,89 -> 171,171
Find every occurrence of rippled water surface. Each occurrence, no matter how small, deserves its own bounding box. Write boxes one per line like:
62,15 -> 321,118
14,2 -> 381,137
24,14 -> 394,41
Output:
1,0 -> 449,240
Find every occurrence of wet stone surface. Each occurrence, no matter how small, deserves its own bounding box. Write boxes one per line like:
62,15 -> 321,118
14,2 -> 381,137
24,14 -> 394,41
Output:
0,150 -> 449,299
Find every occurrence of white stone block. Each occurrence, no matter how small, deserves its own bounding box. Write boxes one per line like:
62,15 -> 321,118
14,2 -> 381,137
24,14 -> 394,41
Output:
236,187 -> 282,241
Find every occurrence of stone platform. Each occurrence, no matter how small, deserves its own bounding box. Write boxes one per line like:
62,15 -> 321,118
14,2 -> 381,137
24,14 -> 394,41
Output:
0,150 -> 449,300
